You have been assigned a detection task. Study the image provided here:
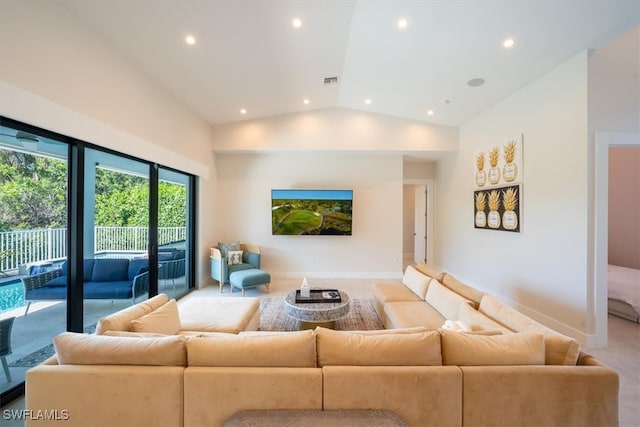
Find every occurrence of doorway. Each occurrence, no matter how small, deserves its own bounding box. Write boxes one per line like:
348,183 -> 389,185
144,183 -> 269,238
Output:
402,179 -> 434,271
593,133 -> 640,347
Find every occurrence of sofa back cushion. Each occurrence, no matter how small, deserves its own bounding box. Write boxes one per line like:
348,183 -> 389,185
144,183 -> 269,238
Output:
95,293 -> 169,334
442,274 -> 484,309
53,332 -> 187,366
128,258 -> 149,280
186,329 -> 316,367
441,330 -> 545,366
316,327 -> 442,366
479,294 -> 581,365
425,279 -> 474,320
402,265 -> 431,300
92,258 -> 129,282
415,262 -> 446,282
130,299 -> 182,335
60,259 -> 95,281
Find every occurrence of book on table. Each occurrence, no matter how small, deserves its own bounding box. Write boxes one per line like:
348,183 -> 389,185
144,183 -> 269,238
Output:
295,289 -> 342,303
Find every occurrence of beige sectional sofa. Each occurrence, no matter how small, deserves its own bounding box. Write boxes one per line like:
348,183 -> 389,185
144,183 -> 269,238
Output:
25,273 -> 619,427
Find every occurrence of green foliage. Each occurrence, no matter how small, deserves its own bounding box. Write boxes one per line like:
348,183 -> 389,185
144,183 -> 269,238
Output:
0,149 -> 67,229
0,149 -> 187,230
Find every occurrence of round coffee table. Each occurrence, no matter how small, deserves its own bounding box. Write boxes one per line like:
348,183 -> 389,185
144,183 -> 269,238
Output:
284,289 -> 351,330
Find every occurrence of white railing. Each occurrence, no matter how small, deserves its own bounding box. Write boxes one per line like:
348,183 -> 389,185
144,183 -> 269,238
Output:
0,226 -> 186,273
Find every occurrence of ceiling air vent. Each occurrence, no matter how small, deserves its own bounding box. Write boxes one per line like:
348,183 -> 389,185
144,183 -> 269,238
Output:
324,76 -> 338,85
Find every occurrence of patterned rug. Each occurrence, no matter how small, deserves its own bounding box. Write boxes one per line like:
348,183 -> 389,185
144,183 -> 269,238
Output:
259,297 -> 384,331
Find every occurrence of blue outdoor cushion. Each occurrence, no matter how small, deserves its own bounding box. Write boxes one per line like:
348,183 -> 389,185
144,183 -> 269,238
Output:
91,259 -> 129,282
60,259 -> 95,281
84,281 -> 133,299
44,275 -> 67,287
128,258 -> 149,280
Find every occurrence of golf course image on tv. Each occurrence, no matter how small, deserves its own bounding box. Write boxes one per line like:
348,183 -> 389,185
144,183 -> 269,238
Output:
271,189 -> 353,235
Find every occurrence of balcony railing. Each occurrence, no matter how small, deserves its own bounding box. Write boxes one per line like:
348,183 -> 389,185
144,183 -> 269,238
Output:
0,226 -> 186,273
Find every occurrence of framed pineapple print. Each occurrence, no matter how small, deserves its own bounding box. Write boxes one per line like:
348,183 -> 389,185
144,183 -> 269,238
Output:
474,134 -> 523,232
474,185 -> 521,232
474,134 -> 523,189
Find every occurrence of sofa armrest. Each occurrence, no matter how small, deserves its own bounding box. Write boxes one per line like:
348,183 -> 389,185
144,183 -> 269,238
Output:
131,271 -> 150,302
22,269 -> 63,294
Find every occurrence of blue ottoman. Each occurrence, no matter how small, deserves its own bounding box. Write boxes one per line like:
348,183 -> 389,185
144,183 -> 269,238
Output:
229,269 -> 271,296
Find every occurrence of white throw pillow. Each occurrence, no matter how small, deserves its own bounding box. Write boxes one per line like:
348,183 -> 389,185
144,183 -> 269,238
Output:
227,250 -> 244,265
130,299 -> 181,335
402,265 -> 431,300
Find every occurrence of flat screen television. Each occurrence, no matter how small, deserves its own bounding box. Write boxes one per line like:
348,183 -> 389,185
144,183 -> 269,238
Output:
271,189 -> 353,235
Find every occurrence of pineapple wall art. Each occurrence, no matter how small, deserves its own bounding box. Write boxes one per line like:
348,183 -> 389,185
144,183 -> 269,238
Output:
474,185 -> 521,232
473,135 -> 523,232
474,135 -> 523,189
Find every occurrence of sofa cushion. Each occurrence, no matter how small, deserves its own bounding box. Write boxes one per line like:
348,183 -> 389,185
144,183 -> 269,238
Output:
178,297 -> 260,333
186,329 -> 316,367
130,299 -> 181,335
384,301 -> 446,330
316,327 -> 442,366
457,303 -> 512,334
440,330 -> 546,366
402,265 -> 431,300
44,275 -> 67,287
371,283 -> 422,304
442,274 -> 484,309
103,330 -> 169,338
479,294 -> 581,365
91,258 -> 129,282
60,259 -> 95,281
94,293 -> 169,334
425,279 -> 474,320
53,332 -> 187,366
128,258 -> 149,280
415,262 -> 446,282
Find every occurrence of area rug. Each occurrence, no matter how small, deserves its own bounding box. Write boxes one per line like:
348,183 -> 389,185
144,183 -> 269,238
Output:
259,297 -> 384,331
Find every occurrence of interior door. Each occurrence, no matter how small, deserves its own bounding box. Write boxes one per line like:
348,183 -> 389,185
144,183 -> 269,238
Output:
414,185 -> 427,264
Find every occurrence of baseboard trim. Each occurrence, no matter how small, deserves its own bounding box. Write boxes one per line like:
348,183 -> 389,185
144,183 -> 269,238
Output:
270,271 -> 402,280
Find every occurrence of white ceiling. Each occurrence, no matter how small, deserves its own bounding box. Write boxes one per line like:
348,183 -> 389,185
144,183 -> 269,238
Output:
58,0 -> 639,128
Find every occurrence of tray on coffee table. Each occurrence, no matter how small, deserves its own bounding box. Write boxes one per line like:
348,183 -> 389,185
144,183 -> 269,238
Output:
295,289 -> 342,303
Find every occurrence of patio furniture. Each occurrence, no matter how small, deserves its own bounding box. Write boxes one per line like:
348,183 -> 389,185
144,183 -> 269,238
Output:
21,258 -> 151,316
1,316 -> 15,382
158,249 -> 186,292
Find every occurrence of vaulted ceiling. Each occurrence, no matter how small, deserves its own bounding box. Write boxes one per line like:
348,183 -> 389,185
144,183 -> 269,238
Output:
59,0 -> 639,127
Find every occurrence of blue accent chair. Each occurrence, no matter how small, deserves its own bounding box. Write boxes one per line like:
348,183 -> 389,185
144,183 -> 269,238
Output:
210,244 -> 262,292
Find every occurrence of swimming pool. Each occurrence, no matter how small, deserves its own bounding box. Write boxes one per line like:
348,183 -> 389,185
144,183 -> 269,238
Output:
0,279 -> 25,312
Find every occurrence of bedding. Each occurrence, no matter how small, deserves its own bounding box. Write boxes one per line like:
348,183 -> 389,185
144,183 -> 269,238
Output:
608,264 -> 640,322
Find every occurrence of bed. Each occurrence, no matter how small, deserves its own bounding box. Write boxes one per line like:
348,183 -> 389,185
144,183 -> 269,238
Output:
608,264 -> 640,323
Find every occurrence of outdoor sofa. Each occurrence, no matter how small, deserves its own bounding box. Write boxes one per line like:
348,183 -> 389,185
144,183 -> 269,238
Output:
21,258 -> 150,316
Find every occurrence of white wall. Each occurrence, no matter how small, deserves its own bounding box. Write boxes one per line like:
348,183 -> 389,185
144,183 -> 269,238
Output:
435,51 -> 590,340
0,1 -> 216,286
212,107 -> 458,154
215,152 -> 403,279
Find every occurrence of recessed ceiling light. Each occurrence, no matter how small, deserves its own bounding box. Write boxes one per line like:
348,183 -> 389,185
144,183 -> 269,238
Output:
427,110 -> 435,116
364,98 -> 372,105
467,78 -> 485,87
503,38 -> 516,48
397,18 -> 408,29
440,98 -> 451,104
303,99 -> 310,105
185,35 -> 196,45
240,108 -> 247,114
292,17 -> 303,28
